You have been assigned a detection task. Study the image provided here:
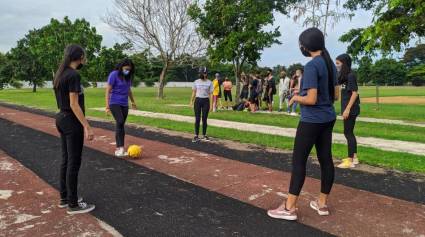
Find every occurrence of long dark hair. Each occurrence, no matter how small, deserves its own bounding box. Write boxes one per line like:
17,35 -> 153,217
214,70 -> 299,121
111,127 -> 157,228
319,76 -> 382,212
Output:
299,28 -> 335,102
115,58 -> 135,81
53,44 -> 85,89
336,53 -> 352,84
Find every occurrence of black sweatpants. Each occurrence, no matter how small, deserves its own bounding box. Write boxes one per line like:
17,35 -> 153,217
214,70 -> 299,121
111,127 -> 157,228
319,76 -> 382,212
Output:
56,112 -> 84,208
289,120 -> 336,196
194,98 -> 210,136
110,105 -> 129,148
224,90 -> 232,102
344,115 -> 357,158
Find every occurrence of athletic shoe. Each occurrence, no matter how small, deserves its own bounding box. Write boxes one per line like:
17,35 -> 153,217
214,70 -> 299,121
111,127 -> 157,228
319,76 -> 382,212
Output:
310,200 -> 330,216
290,112 -> 298,116
67,202 -> 95,215
201,135 -> 211,141
278,109 -> 282,112
58,197 -> 83,208
115,147 -> 128,157
267,204 -> 297,221
353,158 -> 359,165
192,136 -> 200,143
337,159 -> 355,169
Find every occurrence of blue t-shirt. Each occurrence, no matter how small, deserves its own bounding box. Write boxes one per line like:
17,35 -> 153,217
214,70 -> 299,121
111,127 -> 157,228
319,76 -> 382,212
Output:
299,56 -> 337,123
107,70 -> 131,107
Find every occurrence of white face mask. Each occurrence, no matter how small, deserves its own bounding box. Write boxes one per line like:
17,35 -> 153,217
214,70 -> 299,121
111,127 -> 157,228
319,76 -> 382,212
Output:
336,65 -> 342,72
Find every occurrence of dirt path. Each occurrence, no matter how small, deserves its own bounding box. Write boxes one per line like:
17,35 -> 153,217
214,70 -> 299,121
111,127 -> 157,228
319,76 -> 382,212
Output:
92,108 -> 425,156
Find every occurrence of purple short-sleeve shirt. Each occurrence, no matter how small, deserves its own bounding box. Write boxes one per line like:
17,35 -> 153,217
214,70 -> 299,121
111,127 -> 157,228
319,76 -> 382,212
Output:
108,70 -> 131,107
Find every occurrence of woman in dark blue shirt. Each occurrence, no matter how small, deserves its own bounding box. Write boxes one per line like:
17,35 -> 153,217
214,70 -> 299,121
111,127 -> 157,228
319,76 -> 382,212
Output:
268,28 -> 339,221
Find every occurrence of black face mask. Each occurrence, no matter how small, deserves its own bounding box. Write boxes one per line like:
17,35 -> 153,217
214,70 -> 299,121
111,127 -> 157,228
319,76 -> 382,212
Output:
76,63 -> 84,70
300,46 -> 311,57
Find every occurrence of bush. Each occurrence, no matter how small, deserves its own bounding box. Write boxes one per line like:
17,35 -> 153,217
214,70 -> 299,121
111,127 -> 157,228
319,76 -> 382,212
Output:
144,77 -> 156,87
10,80 -> 23,89
132,76 -> 142,87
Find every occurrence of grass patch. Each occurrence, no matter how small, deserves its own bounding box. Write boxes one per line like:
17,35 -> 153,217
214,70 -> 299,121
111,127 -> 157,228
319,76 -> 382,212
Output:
89,110 -> 425,174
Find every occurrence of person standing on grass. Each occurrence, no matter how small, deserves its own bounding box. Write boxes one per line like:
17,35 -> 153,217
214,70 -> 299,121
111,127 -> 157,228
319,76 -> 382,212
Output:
190,67 -> 213,143
212,73 -> 220,112
240,73 -> 249,100
265,69 -> 277,112
249,75 -> 259,113
278,70 -> 291,112
223,77 -> 233,109
289,69 -> 303,115
336,53 -> 360,169
268,27 -> 339,221
105,59 -> 137,157
53,44 -> 95,214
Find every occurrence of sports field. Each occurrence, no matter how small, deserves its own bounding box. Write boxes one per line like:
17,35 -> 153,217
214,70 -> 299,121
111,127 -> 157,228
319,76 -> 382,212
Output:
0,86 -> 424,173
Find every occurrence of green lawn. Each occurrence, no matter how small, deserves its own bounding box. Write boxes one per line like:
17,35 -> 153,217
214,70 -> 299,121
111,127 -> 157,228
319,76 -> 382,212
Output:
1,87 -> 425,174
358,86 -> 425,98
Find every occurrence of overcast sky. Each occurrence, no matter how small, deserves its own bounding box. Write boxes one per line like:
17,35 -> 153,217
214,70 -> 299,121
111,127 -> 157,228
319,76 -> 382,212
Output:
0,0 -> 375,67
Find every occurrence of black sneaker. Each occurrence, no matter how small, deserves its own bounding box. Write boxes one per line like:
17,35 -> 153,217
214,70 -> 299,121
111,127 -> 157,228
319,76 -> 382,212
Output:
192,136 -> 200,143
67,202 -> 95,215
201,135 -> 211,141
58,197 -> 83,208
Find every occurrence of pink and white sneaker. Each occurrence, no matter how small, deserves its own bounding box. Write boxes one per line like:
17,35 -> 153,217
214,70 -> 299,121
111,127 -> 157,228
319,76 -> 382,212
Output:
267,204 -> 297,221
310,200 -> 330,216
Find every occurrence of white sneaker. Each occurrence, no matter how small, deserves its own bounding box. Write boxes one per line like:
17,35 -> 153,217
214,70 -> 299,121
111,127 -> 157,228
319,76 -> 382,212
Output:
290,112 -> 297,116
353,158 -> 359,165
114,147 -> 128,157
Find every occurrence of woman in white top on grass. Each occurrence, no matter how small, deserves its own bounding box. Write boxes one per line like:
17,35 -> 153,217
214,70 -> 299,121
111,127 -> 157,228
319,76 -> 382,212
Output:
190,67 -> 213,143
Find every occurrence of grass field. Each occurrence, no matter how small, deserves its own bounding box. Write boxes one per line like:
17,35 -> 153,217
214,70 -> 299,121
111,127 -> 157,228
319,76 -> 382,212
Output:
1,86 -> 425,173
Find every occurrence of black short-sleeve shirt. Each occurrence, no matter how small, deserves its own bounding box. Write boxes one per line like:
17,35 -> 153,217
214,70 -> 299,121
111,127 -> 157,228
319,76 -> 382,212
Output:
340,73 -> 360,116
54,68 -> 85,114
266,78 -> 276,95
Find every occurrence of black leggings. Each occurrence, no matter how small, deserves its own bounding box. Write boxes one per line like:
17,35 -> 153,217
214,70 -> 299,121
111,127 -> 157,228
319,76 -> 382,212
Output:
344,115 -> 357,158
289,120 -> 336,196
56,112 -> 84,208
110,105 -> 129,147
224,90 -> 232,102
194,98 -> 210,136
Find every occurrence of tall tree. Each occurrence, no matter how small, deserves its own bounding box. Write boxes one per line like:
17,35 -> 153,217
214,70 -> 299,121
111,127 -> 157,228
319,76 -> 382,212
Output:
291,0 -> 353,36
8,36 -> 47,92
189,0 -> 295,103
106,0 -> 205,98
403,44 -> 425,68
340,0 -> 425,57
28,17 -> 103,80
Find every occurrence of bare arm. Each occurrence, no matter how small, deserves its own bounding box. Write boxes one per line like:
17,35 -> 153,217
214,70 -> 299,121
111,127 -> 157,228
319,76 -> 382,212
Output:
70,92 -> 93,140
105,85 -> 112,111
129,89 -> 137,109
291,88 -> 318,106
190,89 -> 196,106
345,91 -> 358,112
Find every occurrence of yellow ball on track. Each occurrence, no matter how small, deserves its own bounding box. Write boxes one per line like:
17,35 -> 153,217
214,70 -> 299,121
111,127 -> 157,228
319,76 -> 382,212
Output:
127,145 -> 142,159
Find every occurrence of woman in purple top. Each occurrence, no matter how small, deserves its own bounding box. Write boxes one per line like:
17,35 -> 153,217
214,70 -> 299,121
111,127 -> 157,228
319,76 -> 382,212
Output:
105,59 -> 137,157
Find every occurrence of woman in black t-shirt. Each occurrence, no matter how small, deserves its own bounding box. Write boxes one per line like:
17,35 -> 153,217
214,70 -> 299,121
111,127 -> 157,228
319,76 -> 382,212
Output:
336,53 -> 360,168
53,44 -> 95,214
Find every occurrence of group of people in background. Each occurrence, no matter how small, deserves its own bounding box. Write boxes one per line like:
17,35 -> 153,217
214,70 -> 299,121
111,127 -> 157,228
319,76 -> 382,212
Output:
52,27 -> 360,222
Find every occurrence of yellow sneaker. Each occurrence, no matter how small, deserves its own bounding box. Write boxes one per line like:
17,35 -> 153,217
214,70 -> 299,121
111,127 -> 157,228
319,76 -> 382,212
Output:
337,159 -> 355,169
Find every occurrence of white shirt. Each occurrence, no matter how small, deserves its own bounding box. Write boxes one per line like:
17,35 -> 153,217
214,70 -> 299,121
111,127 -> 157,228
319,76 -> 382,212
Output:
192,79 -> 213,98
279,77 -> 290,95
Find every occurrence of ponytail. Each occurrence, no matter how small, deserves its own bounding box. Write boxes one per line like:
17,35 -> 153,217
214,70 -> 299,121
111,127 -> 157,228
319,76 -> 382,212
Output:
321,48 -> 335,102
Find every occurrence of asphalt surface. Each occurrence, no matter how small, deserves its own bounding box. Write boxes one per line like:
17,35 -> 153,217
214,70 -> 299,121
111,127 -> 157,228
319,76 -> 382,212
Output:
0,117 -> 331,237
2,102 -> 423,204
